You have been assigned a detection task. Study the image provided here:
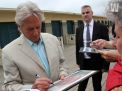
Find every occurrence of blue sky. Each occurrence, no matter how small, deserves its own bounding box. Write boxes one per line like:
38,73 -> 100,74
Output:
0,0 -> 111,16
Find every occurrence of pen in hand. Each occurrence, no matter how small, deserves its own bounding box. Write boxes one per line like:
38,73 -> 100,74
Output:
35,74 -> 40,78
35,74 -> 55,86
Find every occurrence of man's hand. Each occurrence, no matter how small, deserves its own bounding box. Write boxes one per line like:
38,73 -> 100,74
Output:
32,77 -> 52,91
60,74 -> 66,80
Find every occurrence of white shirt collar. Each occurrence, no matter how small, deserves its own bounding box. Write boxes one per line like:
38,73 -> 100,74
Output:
84,19 -> 94,26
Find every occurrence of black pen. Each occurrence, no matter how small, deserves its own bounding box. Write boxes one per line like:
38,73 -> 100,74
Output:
35,74 -> 40,78
35,74 -> 55,85
50,82 -> 55,87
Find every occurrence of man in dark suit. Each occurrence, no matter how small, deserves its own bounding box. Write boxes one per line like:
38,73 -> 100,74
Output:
76,5 -> 109,91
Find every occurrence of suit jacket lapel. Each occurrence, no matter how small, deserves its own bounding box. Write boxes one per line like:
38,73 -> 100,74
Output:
79,24 -> 84,45
92,21 -> 97,40
18,35 -> 45,70
81,26 -> 84,42
41,35 -> 54,76
41,36 -> 51,68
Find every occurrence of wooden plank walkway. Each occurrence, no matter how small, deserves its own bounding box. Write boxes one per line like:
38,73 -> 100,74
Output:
0,45 -> 114,91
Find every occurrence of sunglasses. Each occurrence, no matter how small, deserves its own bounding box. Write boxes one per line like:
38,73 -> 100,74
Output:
82,11 -> 90,15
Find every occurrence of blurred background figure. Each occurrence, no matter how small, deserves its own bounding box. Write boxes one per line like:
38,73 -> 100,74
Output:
75,5 -> 109,91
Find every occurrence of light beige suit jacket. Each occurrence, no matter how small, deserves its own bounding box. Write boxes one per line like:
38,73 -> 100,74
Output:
2,33 -> 68,91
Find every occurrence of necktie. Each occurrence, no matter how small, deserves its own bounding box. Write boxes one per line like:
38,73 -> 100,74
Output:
86,23 -> 91,47
84,23 -> 91,59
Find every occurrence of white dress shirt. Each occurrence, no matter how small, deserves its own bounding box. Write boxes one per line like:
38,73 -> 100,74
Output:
83,19 -> 94,47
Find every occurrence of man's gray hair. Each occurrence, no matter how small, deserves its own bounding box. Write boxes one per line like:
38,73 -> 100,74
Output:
81,5 -> 91,10
107,0 -> 122,25
15,1 -> 45,26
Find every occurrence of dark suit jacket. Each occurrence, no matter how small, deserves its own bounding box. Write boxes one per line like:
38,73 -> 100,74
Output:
76,21 -> 109,70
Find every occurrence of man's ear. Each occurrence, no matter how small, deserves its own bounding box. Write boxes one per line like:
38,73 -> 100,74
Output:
92,11 -> 93,15
18,25 -> 22,33
18,25 -> 20,30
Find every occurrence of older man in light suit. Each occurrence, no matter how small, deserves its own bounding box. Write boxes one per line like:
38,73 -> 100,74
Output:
2,1 -> 68,91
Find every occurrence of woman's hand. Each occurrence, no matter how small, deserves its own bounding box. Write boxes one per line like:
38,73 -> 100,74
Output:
98,50 -> 121,61
111,86 -> 122,91
91,39 -> 113,49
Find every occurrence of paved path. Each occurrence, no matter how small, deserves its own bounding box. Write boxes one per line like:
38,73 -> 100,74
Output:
63,45 -> 109,91
0,45 -> 113,91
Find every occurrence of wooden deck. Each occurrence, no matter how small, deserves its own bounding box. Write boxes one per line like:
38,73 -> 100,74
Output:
0,45 -> 114,91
